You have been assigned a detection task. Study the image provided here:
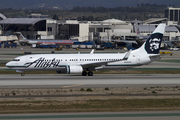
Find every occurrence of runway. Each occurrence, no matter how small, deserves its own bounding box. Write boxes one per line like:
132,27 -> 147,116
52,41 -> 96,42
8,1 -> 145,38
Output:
0,74 -> 180,88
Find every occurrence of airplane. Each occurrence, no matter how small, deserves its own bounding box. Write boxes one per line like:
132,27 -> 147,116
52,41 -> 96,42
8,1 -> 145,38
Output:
6,23 -> 166,76
15,32 -> 78,46
134,19 -> 149,41
135,26 -> 149,40
100,39 -> 138,44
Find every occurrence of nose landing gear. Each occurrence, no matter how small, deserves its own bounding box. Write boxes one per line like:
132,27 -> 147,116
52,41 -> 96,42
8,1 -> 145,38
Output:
21,73 -> 25,76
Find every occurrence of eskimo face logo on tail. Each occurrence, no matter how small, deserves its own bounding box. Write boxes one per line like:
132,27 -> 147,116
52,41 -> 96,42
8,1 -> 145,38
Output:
149,38 -> 161,51
145,33 -> 163,54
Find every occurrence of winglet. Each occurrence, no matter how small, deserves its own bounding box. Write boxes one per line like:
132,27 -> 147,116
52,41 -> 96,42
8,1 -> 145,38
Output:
122,49 -> 132,60
90,49 -> 94,54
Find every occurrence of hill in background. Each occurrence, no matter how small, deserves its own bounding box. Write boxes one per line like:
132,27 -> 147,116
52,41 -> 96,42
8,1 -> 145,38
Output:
0,0 -> 179,9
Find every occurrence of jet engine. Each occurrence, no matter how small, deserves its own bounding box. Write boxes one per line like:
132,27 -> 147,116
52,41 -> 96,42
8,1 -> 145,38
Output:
68,65 -> 83,73
56,65 -> 83,74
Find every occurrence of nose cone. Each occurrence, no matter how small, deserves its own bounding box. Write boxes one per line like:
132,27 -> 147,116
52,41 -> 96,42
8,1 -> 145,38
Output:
6,61 -> 12,68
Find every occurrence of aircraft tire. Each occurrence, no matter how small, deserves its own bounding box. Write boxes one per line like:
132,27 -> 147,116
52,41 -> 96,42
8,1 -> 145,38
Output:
21,73 -> 25,76
82,71 -> 87,76
88,71 -> 93,76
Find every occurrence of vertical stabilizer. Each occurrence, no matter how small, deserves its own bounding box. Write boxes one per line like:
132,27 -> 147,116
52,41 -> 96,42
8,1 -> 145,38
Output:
135,23 -> 166,55
15,32 -> 27,40
134,19 -> 142,39
19,33 -> 27,40
144,24 -> 166,54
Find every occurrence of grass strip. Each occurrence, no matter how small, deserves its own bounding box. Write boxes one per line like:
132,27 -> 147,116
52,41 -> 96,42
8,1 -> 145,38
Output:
0,99 -> 180,113
1,113 -> 180,119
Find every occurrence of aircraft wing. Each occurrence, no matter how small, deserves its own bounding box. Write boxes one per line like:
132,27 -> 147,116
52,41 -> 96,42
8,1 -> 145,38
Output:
81,50 -> 132,69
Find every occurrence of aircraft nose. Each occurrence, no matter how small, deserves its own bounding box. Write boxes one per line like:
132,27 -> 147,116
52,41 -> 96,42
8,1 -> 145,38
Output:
6,61 -> 12,68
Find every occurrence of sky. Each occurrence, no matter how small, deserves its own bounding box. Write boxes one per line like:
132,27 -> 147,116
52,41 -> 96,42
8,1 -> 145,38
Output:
0,0 -> 180,9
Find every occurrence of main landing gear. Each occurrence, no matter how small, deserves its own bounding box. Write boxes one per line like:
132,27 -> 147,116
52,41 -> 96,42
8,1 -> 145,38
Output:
82,71 -> 93,76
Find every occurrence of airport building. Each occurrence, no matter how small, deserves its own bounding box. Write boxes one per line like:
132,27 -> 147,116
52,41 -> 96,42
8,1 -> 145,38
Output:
165,7 -> 180,25
0,18 -> 57,39
57,20 -> 89,41
0,11 -> 180,42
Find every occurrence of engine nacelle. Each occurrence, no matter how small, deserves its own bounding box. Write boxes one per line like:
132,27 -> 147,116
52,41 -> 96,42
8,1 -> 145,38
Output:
68,65 -> 83,74
56,65 -> 83,74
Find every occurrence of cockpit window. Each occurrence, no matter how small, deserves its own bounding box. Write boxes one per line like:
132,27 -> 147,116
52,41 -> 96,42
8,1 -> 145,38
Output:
12,59 -> 20,61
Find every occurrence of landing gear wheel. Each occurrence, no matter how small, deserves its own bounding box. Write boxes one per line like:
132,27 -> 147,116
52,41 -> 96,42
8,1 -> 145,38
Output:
21,73 -> 25,76
88,71 -> 93,76
82,71 -> 87,76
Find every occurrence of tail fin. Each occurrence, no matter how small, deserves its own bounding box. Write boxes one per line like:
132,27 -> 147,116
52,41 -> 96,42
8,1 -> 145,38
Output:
19,33 -> 27,40
14,32 -> 27,40
144,24 -> 166,54
134,19 -> 142,39
136,27 -> 143,39
137,23 -> 166,54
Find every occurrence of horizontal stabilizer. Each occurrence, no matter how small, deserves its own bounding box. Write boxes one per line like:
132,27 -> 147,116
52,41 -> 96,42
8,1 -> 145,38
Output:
149,54 -> 160,58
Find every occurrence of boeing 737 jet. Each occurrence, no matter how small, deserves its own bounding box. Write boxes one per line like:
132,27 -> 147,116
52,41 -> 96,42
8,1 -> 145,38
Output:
6,23 -> 166,76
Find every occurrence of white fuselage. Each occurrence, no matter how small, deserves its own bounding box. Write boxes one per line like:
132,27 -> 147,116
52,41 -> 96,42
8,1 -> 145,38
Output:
6,51 -> 154,72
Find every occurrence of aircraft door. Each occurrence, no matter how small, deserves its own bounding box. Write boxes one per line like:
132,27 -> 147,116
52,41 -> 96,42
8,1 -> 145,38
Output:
136,55 -> 140,64
25,56 -> 28,63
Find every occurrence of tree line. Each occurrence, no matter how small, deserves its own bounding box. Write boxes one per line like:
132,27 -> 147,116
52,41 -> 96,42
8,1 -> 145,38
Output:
70,4 -> 168,13
0,3 -> 171,21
